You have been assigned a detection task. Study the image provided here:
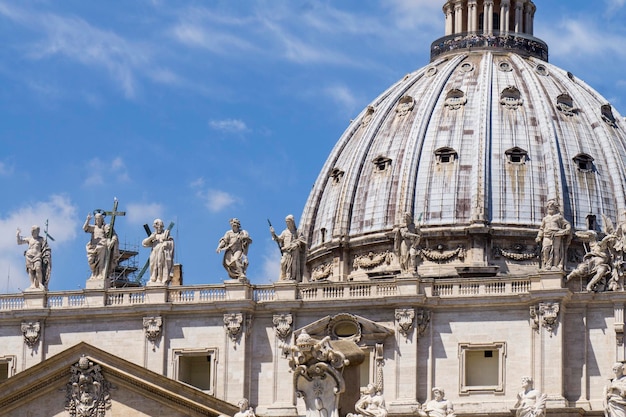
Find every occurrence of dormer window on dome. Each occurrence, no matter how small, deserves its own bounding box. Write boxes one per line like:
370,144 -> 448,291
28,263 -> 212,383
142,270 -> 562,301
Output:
396,96 -> 415,117
505,147 -> 528,164
573,153 -> 594,173
500,87 -> 523,110
330,168 -> 345,184
435,147 -> 458,164
556,93 -> 576,116
444,89 -> 467,110
602,104 -> 617,127
373,156 -> 392,172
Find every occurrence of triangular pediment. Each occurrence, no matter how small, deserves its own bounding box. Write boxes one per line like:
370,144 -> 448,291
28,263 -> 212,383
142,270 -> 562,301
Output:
295,313 -> 394,345
0,342 -> 238,417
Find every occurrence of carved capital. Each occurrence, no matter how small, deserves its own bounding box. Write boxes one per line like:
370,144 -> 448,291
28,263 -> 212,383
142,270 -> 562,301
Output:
21,321 -> 41,348
530,303 -> 560,336
224,313 -> 244,343
143,316 -> 163,350
395,308 -> 415,338
273,313 -> 293,341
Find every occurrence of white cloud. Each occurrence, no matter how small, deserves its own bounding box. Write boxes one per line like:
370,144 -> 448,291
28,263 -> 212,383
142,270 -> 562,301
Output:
323,84 -> 359,116
252,240 -> 281,284
0,161 -> 13,176
197,189 -> 237,213
83,157 -> 130,186
209,118 -> 249,133
125,203 -> 164,226
544,18 -> 626,60
606,0 -> 626,14
384,0 -> 442,30
0,195 -> 78,293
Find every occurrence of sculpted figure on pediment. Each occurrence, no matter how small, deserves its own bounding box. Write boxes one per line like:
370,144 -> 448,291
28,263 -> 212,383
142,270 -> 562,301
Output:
536,201 -> 571,271
217,218 -> 252,281
269,215 -> 306,281
16,225 -> 51,290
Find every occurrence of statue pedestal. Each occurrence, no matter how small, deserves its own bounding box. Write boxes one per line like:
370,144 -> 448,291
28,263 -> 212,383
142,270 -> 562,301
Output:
273,280 -> 297,300
85,277 -> 108,290
22,289 -> 46,309
145,286 -> 168,303
259,405 -> 299,417
533,271 -> 565,290
224,281 -> 252,300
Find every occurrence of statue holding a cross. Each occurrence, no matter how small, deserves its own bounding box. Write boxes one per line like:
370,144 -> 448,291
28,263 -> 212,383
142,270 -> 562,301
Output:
83,199 -> 124,283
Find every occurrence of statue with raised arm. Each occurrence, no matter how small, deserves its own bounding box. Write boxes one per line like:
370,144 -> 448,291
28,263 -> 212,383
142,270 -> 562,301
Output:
234,398 -> 256,417
83,211 -> 119,281
216,218 -> 252,281
605,362 -> 626,417
417,387 -> 455,417
142,219 -> 175,285
536,201 -> 571,270
269,214 -> 306,281
16,225 -> 51,290
394,212 -> 421,274
513,377 -> 546,417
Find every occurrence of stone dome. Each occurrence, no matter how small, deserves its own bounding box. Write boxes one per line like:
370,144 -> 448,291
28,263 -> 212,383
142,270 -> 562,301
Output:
299,0 -> 626,282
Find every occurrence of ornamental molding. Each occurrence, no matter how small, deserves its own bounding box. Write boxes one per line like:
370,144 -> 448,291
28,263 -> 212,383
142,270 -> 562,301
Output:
444,89 -> 467,110
224,313 -> 244,343
326,313 -> 362,343
273,313 -> 293,341
395,308 -> 414,339
311,262 -> 333,281
419,246 -> 465,262
496,246 -> 538,261
530,302 -> 560,336
415,308 -> 431,337
395,95 -> 415,117
21,321 -> 41,348
500,86 -> 523,110
353,251 -> 392,270
65,355 -> 112,417
143,316 -> 163,351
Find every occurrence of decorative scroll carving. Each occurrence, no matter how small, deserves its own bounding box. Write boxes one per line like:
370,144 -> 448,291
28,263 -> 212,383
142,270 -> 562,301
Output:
65,355 -> 112,417
143,316 -> 162,351
395,308 -> 414,339
361,106 -> 375,127
312,263 -> 333,281
21,321 -> 40,348
415,309 -> 431,337
375,343 -> 384,393
556,93 -> 577,116
224,313 -> 244,343
419,246 -> 465,262
530,303 -> 560,336
273,313 -> 293,341
353,252 -> 392,270
395,96 -> 415,117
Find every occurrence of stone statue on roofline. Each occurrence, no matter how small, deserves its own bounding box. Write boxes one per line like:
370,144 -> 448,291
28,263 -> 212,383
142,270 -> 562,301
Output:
393,212 -> 421,275
142,218 -> 175,286
83,211 -> 119,281
216,218 -> 252,282
536,200 -> 571,271
269,214 -> 306,282
16,225 -> 51,291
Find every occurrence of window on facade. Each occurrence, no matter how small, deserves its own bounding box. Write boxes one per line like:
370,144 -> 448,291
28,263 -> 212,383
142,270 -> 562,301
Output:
573,153 -> 594,172
0,356 -> 15,383
174,349 -> 216,393
459,342 -> 506,394
373,156 -> 392,172
435,147 -> 458,164
602,104 -> 617,126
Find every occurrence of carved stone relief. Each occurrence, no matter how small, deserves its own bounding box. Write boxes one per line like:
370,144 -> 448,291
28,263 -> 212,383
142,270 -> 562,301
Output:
326,313 -> 362,343
444,89 -> 467,110
143,316 -> 162,351
312,262 -> 333,281
395,96 -> 415,117
224,313 -> 244,343
500,86 -> 523,110
65,355 -> 112,417
353,251 -> 393,270
494,245 -> 538,261
530,303 -> 560,336
21,321 -> 40,348
419,245 -> 465,263
395,308 -> 414,339
273,313 -> 293,341
556,93 -> 577,116
361,106 -> 375,128
415,309 -> 431,337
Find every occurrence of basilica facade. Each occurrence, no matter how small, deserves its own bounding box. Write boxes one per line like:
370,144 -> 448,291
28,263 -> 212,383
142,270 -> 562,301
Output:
2,1 -> 626,416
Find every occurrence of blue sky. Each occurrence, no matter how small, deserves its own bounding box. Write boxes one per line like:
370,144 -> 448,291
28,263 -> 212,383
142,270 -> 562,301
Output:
1,0 -> 626,293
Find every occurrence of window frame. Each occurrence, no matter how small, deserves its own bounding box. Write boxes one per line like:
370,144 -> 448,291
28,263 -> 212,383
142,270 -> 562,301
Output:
172,348 -> 218,394
458,342 -> 506,395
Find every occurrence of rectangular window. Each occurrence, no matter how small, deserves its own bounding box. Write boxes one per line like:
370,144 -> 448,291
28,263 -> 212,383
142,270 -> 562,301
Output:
173,348 -> 217,393
0,356 -> 16,382
458,342 -> 506,394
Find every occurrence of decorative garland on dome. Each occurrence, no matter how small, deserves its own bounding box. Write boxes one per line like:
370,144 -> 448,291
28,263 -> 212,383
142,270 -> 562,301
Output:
419,246 -> 465,262
498,247 -> 538,261
353,251 -> 392,270
311,263 -> 333,281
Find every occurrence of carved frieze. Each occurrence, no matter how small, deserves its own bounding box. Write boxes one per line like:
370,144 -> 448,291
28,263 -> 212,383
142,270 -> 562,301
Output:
273,313 -> 293,341
21,321 -> 40,348
530,303 -> 560,336
65,355 -> 112,417
224,313 -> 244,343
495,245 -> 538,261
353,251 -> 392,270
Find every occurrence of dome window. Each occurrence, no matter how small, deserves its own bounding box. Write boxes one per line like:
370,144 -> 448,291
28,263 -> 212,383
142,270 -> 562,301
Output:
330,168 -> 345,184
500,87 -> 523,110
373,156 -> 392,172
556,93 -> 576,117
460,62 -> 474,73
505,147 -> 528,164
535,65 -> 548,76
444,89 -> 467,110
498,61 -> 513,72
426,66 -> 438,77
395,95 -> 415,117
602,104 -> 617,127
573,153 -> 594,173
435,147 -> 458,164
361,106 -> 375,127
